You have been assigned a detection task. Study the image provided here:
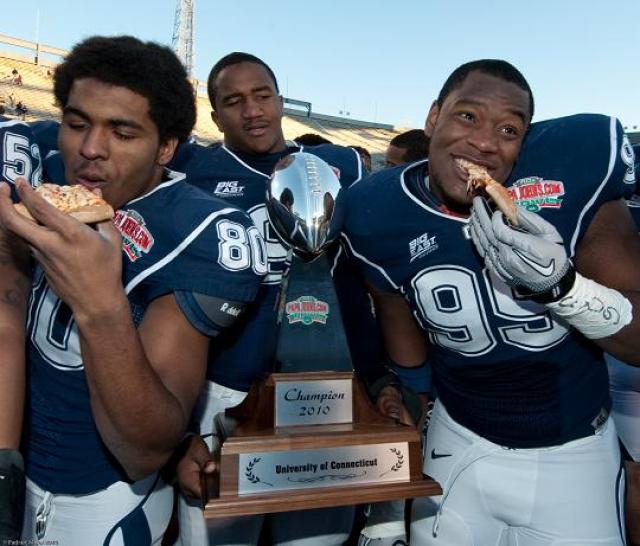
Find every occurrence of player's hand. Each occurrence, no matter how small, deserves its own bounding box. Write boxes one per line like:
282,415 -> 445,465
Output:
176,435 -> 217,500
469,196 -> 571,295
376,385 -> 414,426
0,179 -> 123,319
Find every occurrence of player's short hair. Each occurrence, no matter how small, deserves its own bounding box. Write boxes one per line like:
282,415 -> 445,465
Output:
389,129 -> 430,161
207,52 -> 279,109
295,133 -> 332,146
437,59 -> 534,120
54,35 -> 196,144
351,146 -> 371,160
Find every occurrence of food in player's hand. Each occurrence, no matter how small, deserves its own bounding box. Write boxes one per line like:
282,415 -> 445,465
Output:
14,183 -> 115,224
457,158 -> 518,225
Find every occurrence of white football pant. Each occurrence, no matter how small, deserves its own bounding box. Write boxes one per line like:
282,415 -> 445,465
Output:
411,399 -> 625,546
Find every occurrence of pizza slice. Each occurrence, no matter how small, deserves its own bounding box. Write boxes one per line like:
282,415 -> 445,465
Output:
456,158 -> 518,225
14,183 -> 115,224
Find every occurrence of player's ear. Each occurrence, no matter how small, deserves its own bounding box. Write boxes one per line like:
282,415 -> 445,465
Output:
211,109 -> 223,132
156,137 -> 179,166
425,101 -> 440,138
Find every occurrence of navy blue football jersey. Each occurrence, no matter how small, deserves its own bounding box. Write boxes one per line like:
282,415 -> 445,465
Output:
169,142 -> 365,391
343,114 -> 632,448
23,171 -> 266,494
1,116 -> 43,199
28,120 -> 65,183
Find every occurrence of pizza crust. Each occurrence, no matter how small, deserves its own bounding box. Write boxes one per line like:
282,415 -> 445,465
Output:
13,184 -> 115,224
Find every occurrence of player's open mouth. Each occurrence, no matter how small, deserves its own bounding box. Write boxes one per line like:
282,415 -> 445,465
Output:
76,176 -> 106,191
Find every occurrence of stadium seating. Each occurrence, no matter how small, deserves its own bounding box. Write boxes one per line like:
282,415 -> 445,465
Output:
1,38 -> 408,170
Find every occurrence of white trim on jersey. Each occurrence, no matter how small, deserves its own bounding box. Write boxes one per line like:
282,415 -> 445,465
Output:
221,144 -> 270,178
329,243 -> 343,277
341,233 -> 399,291
398,161 -> 468,224
127,169 -> 186,205
0,117 -> 30,129
124,207 -> 239,294
569,116 -> 618,257
350,145 -> 364,184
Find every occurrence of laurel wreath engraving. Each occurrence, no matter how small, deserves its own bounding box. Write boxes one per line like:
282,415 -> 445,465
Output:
244,457 -> 273,487
379,448 -> 405,477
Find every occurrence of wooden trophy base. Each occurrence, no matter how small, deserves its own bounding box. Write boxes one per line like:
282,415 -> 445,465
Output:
203,372 -> 441,518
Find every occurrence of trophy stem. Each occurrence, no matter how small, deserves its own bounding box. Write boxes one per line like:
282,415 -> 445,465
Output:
275,254 -> 353,373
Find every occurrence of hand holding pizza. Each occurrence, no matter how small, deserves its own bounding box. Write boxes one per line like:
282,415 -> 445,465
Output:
0,179 -> 125,320
469,195 -> 573,300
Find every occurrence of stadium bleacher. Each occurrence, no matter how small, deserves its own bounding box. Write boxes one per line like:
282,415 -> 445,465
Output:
0,33 -> 409,169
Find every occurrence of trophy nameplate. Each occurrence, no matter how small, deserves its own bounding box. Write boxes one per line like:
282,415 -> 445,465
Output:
275,376 -> 352,426
237,441 -> 410,495
202,154 -> 440,517
203,372 -> 441,518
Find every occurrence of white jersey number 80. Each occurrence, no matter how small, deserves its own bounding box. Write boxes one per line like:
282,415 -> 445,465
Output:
217,220 -> 268,275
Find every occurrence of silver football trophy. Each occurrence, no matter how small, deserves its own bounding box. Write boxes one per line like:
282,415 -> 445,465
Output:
266,152 -> 352,372
202,153 -> 440,517
266,152 -> 343,260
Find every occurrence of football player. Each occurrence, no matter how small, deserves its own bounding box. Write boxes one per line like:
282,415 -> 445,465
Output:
607,147 -> 640,546
170,51 -> 376,546
0,116 -> 42,541
342,59 -> 639,545
0,36 -> 265,546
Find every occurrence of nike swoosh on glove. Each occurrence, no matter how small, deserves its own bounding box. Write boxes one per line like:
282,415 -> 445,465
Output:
469,196 -> 571,294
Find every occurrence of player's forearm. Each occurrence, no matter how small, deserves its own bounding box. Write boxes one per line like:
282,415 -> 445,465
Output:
369,287 -> 428,366
0,330 -> 25,448
76,296 -> 189,479
0,236 -> 29,448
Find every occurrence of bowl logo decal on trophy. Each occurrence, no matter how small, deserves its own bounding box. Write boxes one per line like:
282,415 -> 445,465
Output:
285,296 -> 330,325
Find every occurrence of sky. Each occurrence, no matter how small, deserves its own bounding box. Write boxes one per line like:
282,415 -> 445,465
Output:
1,0 -> 638,130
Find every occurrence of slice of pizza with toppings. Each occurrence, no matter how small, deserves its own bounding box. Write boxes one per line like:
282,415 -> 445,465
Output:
14,183 -> 115,224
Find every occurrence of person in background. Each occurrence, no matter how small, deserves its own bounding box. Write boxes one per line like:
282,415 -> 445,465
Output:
606,143 -> 640,546
351,145 -> 372,172
294,133 -> 332,146
169,51 -> 369,546
384,129 -> 430,168
0,115 -> 41,542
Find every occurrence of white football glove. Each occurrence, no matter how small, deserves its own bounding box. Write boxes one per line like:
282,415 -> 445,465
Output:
469,196 -> 573,298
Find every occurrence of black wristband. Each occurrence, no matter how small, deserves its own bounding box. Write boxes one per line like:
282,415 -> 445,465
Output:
517,263 -> 576,304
